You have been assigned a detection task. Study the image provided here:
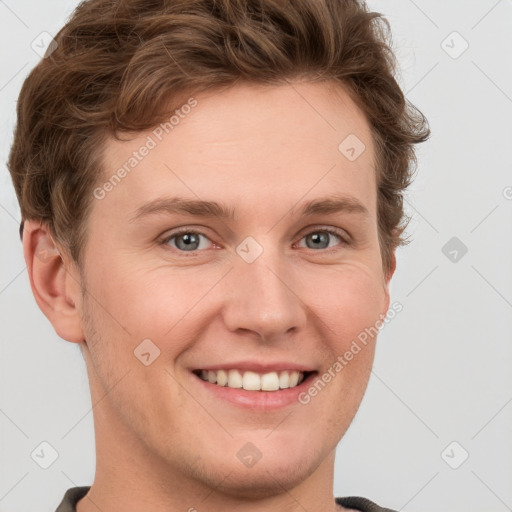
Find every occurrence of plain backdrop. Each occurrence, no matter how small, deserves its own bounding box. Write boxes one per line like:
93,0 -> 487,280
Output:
1,1 -> 511,511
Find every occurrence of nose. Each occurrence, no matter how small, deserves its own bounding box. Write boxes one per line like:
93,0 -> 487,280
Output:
221,247 -> 307,342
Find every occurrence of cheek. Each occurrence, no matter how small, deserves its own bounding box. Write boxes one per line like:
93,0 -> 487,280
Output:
301,263 -> 387,343
82,263 -> 224,368
79,268 -> 194,434
319,267 -> 383,394
86,262 -> 189,331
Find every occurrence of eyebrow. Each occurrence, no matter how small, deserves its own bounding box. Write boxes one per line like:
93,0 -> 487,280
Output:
128,194 -> 369,223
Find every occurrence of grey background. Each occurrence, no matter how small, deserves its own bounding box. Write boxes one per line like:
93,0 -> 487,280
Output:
1,1 -> 511,511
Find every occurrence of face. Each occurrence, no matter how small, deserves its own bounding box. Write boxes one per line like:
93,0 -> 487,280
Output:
74,81 -> 392,498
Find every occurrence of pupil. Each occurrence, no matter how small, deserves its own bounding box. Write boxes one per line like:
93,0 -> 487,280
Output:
179,233 -> 199,250
309,232 -> 328,248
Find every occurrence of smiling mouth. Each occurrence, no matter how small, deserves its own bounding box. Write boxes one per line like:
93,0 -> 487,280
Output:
192,369 -> 315,391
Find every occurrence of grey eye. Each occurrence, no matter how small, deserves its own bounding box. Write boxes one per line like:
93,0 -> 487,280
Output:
300,230 -> 343,250
166,231 -> 211,251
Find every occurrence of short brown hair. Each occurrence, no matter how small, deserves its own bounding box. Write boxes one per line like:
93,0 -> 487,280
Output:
8,0 -> 429,275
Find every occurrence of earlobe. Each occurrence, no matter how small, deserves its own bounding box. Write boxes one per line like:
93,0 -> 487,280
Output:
22,220 -> 85,344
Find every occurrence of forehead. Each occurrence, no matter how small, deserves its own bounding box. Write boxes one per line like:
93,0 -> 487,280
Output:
97,80 -> 376,220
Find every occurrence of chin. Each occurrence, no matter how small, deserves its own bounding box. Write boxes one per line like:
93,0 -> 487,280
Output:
183,440 -> 324,500
205,459 -> 317,500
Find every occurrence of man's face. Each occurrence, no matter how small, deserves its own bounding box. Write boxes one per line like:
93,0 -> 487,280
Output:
76,81 -> 392,496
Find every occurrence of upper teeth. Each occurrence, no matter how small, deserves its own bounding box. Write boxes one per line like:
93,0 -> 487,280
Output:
199,369 -> 305,391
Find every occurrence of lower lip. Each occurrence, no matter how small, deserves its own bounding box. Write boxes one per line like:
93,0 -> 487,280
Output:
191,372 -> 317,411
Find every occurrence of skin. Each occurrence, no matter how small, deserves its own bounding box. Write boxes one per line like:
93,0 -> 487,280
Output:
24,80 -> 395,512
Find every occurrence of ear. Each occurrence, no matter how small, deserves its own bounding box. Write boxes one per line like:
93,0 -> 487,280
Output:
22,220 -> 85,343
381,248 -> 397,317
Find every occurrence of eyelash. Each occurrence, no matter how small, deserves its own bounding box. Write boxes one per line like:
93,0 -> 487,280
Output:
159,227 -> 350,254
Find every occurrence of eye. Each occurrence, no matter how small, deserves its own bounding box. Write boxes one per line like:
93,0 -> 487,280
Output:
160,229 -> 213,252
296,228 -> 349,251
159,227 -> 349,254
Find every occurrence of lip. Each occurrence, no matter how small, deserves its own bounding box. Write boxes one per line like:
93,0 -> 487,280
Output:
192,361 -> 316,373
190,369 -> 318,411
